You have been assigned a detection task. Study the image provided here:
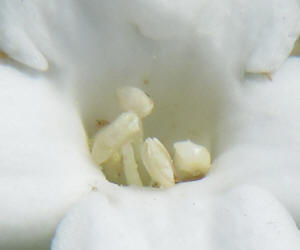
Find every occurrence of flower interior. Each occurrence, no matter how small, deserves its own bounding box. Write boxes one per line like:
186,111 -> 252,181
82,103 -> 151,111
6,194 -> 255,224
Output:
91,86 -> 211,188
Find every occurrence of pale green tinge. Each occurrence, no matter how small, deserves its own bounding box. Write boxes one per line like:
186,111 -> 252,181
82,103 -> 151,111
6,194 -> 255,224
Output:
101,152 -> 127,185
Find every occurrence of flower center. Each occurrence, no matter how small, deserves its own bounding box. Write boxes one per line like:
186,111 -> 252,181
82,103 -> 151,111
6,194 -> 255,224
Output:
90,86 -> 211,188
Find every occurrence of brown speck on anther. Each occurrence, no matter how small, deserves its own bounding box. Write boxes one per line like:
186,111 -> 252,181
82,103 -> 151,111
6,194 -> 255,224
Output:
152,182 -> 159,188
176,174 -> 205,183
143,79 -> 149,85
96,119 -> 109,128
262,72 -> 272,81
145,92 -> 151,98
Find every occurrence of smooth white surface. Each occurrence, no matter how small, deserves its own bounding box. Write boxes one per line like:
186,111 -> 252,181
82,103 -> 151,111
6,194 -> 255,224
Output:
0,0 -> 299,138
51,185 -> 300,250
1,0 -> 299,73
0,65 -> 105,250
52,58 -> 300,250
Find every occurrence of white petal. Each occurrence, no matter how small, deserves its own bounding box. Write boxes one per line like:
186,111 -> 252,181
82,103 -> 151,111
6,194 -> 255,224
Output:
208,58 -> 300,224
1,0 -> 299,87
0,28 -> 48,71
244,0 -> 300,72
51,187 -> 216,250
0,65 -> 104,249
51,185 -> 300,250
214,186 -> 300,250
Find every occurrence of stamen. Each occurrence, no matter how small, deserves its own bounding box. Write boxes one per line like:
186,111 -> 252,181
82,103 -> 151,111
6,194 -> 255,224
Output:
92,112 -> 142,164
91,86 -> 211,188
116,86 -> 154,118
141,138 -> 175,188
173,140 -> 211,181
121,143 -> 143,186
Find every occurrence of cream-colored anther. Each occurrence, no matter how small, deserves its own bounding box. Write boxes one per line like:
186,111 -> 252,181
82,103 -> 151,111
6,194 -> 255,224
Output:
173,140 -> 211,180
116,86 -> 154,118
121,143 -> 143,186
142,138 -> 175,188
92,112 -> 141,164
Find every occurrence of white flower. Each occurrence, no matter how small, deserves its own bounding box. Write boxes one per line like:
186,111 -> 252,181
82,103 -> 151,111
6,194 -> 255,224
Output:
0,0 -> 300,249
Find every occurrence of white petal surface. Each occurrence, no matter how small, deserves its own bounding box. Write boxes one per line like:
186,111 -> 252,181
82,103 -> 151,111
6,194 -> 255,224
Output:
0,0 -> 299,137
51,185 -> 300,250
0,65 -> 105,249
0,1 -> 49,71
208,57 -> 300,222
52,58 -> 300,249
214,186 -> 300,250
1,0 -> 299,73
51,187 -> 216,250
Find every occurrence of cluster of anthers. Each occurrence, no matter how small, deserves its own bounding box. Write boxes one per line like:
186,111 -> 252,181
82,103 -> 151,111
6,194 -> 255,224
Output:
91,87 -> 211,188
